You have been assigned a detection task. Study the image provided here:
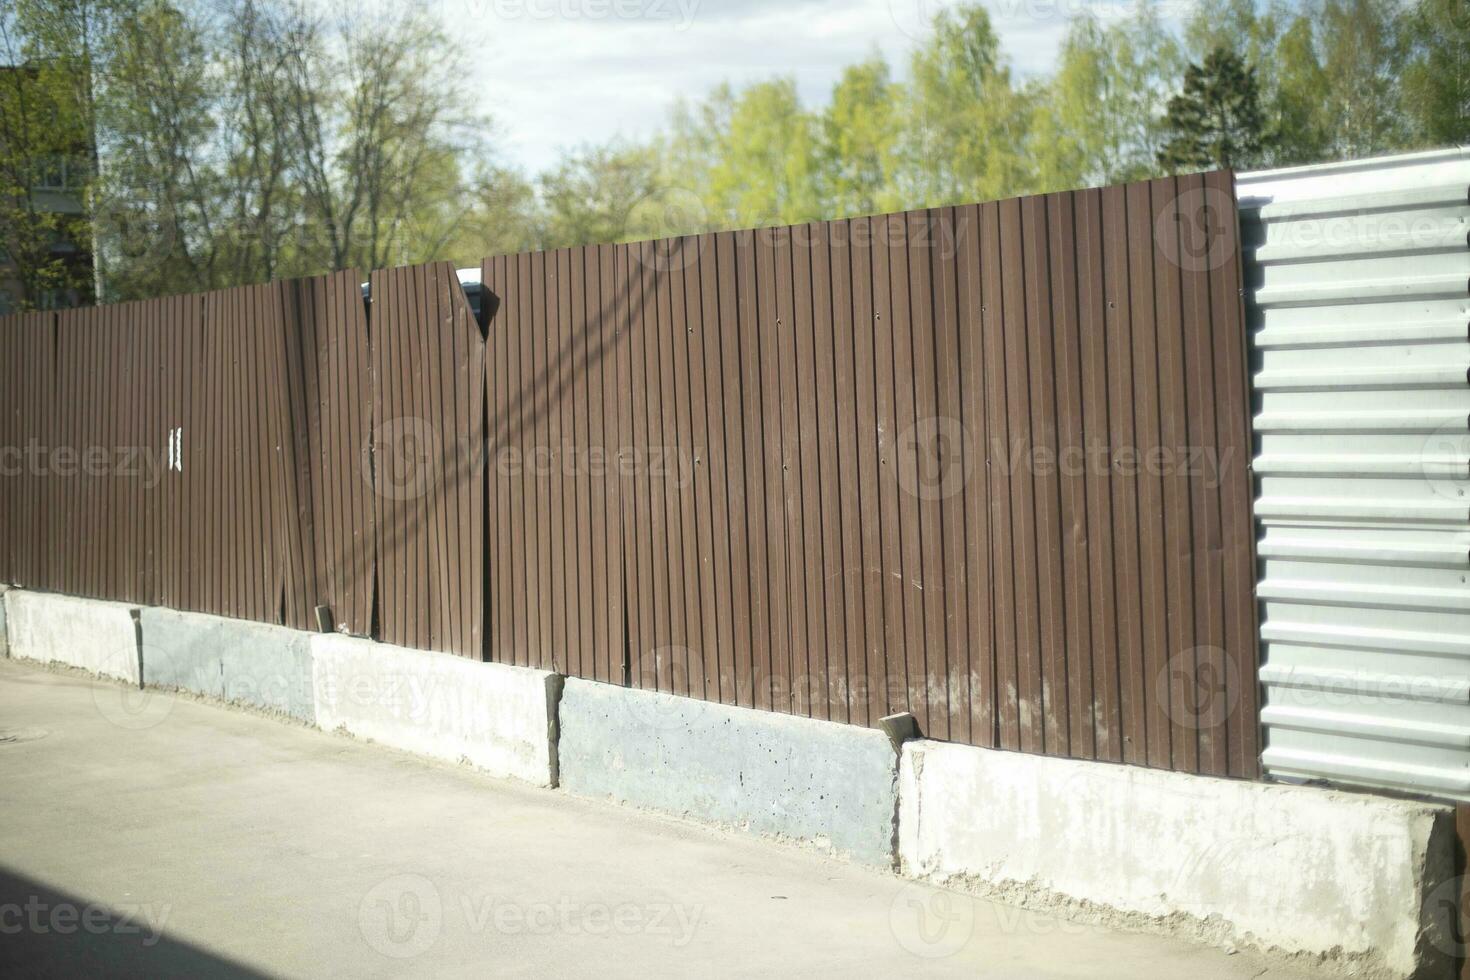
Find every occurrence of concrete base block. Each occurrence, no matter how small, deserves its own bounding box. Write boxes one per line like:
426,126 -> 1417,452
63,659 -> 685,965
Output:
0,585 -> 9,658
558,680 -> 897,866
139,608 -> 314,722
3,590 -> 139,684
898,740 -> 1454,979
310,635 -> 560,787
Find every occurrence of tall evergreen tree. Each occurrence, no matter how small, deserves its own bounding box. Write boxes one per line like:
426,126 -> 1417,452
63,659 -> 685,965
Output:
1157,47 -> 1269,172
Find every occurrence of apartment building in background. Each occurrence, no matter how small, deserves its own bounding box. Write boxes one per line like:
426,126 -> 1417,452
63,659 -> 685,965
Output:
0,65 -> 94,314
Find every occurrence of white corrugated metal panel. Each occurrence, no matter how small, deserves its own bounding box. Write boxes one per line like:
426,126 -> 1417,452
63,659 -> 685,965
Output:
1238,146 -> 1470,802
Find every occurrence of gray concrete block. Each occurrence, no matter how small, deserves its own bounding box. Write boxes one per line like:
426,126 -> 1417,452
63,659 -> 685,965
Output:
0,585 -> 9,658
139,608 -> 314,722
222,631 -> 315,723
139,607 -> 226,698
558,679 -> 898,867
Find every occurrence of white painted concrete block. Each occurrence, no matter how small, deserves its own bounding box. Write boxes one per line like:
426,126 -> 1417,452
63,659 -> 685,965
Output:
310,635 -> 560,787
899,740 -> 1453,979
3,590 -> 140,684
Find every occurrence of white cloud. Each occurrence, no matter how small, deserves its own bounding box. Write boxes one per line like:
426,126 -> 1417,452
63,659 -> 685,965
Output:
439,0 -> 1109,173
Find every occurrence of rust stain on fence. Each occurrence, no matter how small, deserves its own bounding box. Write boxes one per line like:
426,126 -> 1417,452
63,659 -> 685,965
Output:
0,171 -> 1259,778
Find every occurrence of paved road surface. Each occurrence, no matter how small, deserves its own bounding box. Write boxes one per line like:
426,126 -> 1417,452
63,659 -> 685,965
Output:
0,658 -> 1318,978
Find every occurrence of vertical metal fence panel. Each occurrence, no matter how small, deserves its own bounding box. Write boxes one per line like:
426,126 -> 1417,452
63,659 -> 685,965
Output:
369,261 -> 485,657
0,315 -> 13,585
0,312 -> 55,589
829,219 -> 870,727
286,270 -> 375,637
188,284 -> 286,624
484,254 -> 513,664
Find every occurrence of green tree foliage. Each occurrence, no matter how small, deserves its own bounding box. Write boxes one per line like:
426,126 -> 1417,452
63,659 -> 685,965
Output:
275,2 -> 489,279
440,162 -> 539,263
1031,6 -> 1184,189
1158,47 -> 1269,172
819,55 -> 901,217
4,0 -> 520,300
899,4 -> 1032,207
100,0 -> 218,297
1318,0 -> 1410,158
1183,0 -> 1415,167
538,140 -> 665,246
1402,0 -> 1470,145
0,54 -> 93,309
1269,13 -> 1333,165
0,0 -> 1458,304
1,0 -> 138,309
702,77 -> 823,227
1185,0 -> 1288,81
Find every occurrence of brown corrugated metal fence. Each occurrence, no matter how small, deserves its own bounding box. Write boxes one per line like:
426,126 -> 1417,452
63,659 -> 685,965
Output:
0,174 -> 1259,778
477,172 -> 1257,777
370,263 -> 485,657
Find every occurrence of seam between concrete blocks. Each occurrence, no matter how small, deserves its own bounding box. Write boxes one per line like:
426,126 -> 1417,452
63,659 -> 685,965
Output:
0,588 -> 11,659
128,608 -> 144,688
546,673 -> 565,790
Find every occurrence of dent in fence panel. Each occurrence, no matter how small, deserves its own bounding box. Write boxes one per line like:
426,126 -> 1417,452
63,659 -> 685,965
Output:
183,284 -> 289,624
369,261 -> 485,658
279,270 -> 375,638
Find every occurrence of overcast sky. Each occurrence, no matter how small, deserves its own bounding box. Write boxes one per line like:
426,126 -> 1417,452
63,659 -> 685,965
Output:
447,0 -> 1138,174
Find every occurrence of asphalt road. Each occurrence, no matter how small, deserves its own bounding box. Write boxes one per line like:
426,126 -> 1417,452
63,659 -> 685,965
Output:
0,657 -> 1319,979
